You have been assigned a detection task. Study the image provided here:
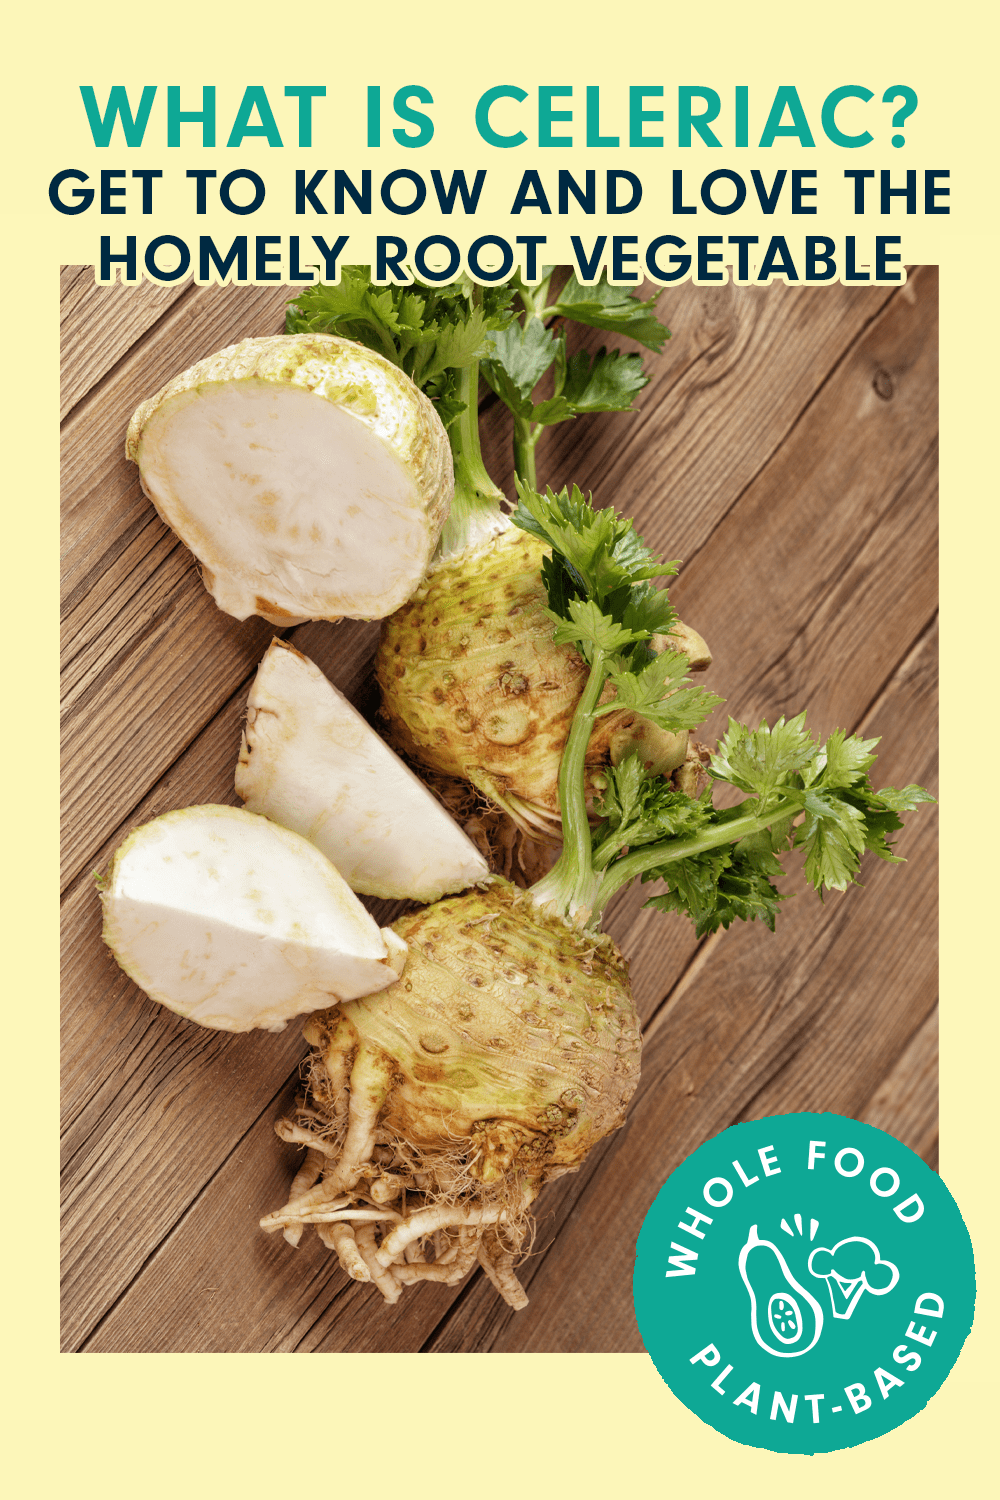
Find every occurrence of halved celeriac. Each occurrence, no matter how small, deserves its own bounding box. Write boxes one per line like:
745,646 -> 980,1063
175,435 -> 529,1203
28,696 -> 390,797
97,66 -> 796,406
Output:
236,640 -> 489,903
100,804 -> 407,1033
125,334 -> 453,625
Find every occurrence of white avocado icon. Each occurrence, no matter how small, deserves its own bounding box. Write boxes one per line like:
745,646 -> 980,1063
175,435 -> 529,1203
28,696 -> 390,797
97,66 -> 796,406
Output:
738,1224 -> 825,1357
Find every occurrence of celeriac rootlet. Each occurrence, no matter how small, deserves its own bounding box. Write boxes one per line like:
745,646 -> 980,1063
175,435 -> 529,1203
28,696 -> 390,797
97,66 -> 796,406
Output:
256,485 -> 931,1308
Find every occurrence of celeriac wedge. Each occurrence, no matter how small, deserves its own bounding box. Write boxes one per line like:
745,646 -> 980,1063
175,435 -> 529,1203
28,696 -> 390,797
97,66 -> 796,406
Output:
101,804 -> 407,1033
236,640 -> 489,903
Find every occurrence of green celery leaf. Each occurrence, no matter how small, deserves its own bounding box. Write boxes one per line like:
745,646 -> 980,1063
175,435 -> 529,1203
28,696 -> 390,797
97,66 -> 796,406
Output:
550,273 -> 669,351
620,586 -> 679,642
854,804 -> 907,863
549,598 -> 645,661
735,825 -> 793,879
709,713 -> 819,799
430,390 -> 467,430
796,787 -> 869,891
594,750 -> 648,830
592,756 -> 715,865
480,319 -> 560,416
539,551 -> 586,616
420,306 -> 512,386
526,394 -> 577,426
814,728 -> 880,789
876,784 -> 937,813
597,648 -> 723,733
286,270 -> 406,363
838,779 -> 933,863
643,840 -> 786,937
560,347 -> 650,413
606,718 -> 932,932
287,269 -> 515,393
643,846 -> 732,932
512,482 -> 674,615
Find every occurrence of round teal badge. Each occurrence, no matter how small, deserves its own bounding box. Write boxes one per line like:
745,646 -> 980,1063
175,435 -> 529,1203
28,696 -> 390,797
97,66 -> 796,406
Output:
633,1114 -> 975,1454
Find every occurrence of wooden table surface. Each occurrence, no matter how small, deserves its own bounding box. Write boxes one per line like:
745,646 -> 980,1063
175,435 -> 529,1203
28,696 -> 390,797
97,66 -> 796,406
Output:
61,265 -> 938,1354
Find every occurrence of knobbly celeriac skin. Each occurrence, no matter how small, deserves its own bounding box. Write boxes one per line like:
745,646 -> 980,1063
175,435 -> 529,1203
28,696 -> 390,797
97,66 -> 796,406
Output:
350,881 -> 640,1174
377,527 -> 712,841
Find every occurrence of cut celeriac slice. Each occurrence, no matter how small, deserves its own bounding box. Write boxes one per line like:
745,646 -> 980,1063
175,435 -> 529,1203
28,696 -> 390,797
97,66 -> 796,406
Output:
101,805 -> 407,1033
236,640 -> 489,903
126,334 -> 453,625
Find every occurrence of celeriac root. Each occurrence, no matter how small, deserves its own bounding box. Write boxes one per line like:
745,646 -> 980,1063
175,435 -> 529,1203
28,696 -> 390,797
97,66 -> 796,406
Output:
416,767 -> 558,887
355,1223 -> 403,1303
262,1035 -> 538,1309
281,1146 -> 325,1248
317,1222 -> 370,1282
478,1226 -> 530,1311
262,884 -> 640,1312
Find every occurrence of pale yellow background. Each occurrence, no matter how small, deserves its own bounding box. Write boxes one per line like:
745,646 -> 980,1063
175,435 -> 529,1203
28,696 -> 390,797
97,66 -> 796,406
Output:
6,5 -> 994,1492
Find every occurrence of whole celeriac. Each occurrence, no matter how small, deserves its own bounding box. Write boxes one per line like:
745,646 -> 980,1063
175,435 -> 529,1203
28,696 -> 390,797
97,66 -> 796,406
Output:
378,524 -> 712,841
260,881 -> 639,1304
126,333 -> 453,625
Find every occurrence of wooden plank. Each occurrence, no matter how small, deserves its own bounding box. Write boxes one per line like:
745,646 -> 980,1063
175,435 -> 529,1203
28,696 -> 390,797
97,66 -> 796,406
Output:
80,1095 -> 461,1353
668,266 -> 938,733
62,989 -> 308,1352
61,568 -> 277,890
61,273 -> 937,1353
61,266 -> 86,297
60,269 -> 191,419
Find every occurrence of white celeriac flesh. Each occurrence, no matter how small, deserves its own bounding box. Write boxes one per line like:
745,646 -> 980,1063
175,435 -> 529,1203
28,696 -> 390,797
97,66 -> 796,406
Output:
101,805 -> 407,1033
236,640 -> 489,903
126,335 -> 453,625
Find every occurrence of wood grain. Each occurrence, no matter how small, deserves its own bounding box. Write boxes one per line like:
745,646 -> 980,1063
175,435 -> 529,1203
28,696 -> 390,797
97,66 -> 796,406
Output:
60,267 -> 190,420
61,270 -> 937,1352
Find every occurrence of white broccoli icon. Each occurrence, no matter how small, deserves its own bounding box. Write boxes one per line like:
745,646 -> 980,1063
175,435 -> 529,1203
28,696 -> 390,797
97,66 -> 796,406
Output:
807,1236 -> 899,1320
